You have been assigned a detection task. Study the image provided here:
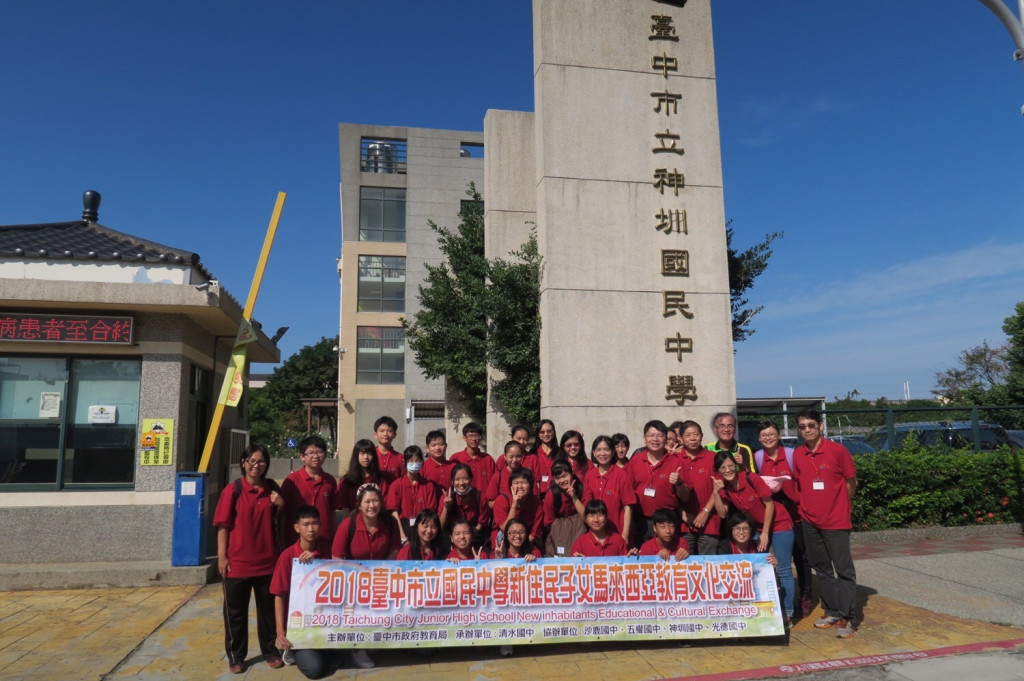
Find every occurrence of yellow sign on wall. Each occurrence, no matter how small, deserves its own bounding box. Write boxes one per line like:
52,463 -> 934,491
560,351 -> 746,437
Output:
140,419 -> 175,466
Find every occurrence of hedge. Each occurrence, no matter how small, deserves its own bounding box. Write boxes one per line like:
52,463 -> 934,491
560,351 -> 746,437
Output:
851,441 -> 1024,531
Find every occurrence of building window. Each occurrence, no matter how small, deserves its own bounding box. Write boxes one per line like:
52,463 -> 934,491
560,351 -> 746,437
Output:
358,256 -> 406,312
0,356 -> 141,490
460,199 -> 484,216
356,327 -> 404,384
359,187 -> 406,242
360,137 -> 407,174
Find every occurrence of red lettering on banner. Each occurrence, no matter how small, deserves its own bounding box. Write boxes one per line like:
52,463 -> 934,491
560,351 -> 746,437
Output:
422,567 -> 443,607
354,571 -> 372,606
458,567 -> 477,607
687,563 -> 710,601
389,569 -> 407,606
370,567 -> 391,608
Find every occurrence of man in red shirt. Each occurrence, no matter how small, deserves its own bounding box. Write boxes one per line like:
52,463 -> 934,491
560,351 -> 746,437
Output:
420,430 -> 454,489
279,436 -> 337,544
372,416 -> 405,482
570,500 -> 628,557
675,420 -> 720,555
626,420 -> 688,542
793,408 -> 858,639
450,421 -> 497,494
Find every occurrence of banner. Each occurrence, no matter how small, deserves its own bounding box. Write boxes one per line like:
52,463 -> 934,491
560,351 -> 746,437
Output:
217,319 -> 258,408
286,555 -> 783,649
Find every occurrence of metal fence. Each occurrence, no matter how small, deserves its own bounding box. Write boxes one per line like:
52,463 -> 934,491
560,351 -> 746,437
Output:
737,405 -> 1024,453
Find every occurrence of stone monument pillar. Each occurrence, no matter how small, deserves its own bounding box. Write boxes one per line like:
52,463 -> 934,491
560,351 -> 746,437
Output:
533,0 -> 735,440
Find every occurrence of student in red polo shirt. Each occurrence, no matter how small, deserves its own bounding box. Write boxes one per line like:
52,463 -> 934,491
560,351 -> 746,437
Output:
532,419 -> 562,494
583,435 -> 636,541
438,463 -> 490,543
372,416 -> 405,483
675,420 -> 720,555
626,420 -> 688,542
421,429 -> 454,490
335,439 -> 387,513
485,440 -> 528,507
571,500 -> 628,557
386,446 -> 441,545
214,445 -> 285,674
792,408 -> 859,639
542,460 -> 586,557
636,508 -> 690,560
561,430 -> 592,479
396,509 -> 447,560
449,421 -> 496,494
510,426 -> 535,472
491,468 -> 543,550
446,519 -> 489,562
279,435 -> 337,545
332,484 -> 399,560
271,506 -> 338,678
611,433 -> 631,469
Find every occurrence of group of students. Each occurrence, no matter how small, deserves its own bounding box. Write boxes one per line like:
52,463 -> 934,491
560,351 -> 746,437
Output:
214,409 -> 859,677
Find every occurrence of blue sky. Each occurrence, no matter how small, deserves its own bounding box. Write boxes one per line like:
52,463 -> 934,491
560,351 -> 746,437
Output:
2,1 -> 1023,402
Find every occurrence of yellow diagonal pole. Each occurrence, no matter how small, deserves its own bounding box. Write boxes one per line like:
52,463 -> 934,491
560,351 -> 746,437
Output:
197,192 -> 286,473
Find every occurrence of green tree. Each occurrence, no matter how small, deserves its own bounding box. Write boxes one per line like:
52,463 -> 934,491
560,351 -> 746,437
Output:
249,336 -> 338,457
403,186 -> 489,422
1003,302 -> 1024,405
932,340 -> 1008,402
487,229 -> 542,427
727,223 -> 782,344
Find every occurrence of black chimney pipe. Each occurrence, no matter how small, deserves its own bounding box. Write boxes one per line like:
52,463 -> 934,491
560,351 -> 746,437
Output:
82,190 -> 101,223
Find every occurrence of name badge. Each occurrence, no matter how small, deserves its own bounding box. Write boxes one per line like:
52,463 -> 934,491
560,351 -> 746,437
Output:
644,487 -> 657,498
409,518 -> 416,526
542,475 -> 550,483
556,546 -> 565,555
812,481 -> 825,491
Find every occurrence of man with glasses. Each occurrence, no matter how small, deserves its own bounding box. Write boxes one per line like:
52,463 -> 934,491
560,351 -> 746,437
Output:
706,412 -> 755,473
280,435 -> 338,544
792,408 -> 859,639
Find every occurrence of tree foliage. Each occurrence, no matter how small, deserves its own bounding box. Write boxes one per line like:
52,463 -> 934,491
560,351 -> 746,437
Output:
727,223 -> 782,344
249,336 -> 338,457
402,186 -> 489,422
403,185 -> 541,426
487,230 -> 541,427
932,340 -> 1008,402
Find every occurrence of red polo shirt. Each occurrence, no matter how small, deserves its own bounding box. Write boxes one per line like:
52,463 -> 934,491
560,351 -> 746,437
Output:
421,457 -> 454,489
582,465 -> 637,535
385,475 -> 440,523
446,546 -> 491,560
569,457 -> 592,479
396,544 -> 438,561
280,469 -> 337,543
438,487 -> 489,528
213,478 -> 280,578
376,447 -> 405,483
484,466 -> 521,505
793,438 -> 856,530
626,448 -> 682,516
571,531 -> 628,557
542,488 -> 580,527
755,448 -> 800,517
639,534 -> 685,557
491,493 -> 543,546
450,449 -> 498,494
331,513 -> 399,560
678,448 -> 721,536
718,472 -> 794,533
531,449 -> 560,494
270,537 -> 332,597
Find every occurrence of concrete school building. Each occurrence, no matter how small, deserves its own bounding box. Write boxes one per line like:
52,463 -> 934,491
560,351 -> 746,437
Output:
338,0 -> 736,456
0,190 -> 280,566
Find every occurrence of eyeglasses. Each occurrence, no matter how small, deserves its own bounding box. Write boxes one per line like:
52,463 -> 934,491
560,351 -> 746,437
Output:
506,530 -> 527,537
302,450 -> 326,457
718,465 -> 737,473
732,526 -> 752,533
245,459 -> 267,466
715,424 -> 736,431
797,423 -> 819,431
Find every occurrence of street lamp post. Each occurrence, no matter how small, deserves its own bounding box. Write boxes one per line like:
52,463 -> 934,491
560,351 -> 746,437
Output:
978,0 -> 1024,111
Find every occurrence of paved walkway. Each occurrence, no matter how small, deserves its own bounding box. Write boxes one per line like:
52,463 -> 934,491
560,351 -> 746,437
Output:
1,529 -> 1022,681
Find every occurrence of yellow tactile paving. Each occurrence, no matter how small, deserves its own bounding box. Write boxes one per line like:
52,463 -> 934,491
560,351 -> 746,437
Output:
1,581 -> 1022,681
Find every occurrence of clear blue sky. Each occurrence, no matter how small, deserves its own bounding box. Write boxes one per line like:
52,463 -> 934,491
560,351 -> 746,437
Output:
2,1 -> 1023,402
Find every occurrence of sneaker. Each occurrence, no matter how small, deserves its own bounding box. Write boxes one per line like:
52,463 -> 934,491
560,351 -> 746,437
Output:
499,645 -> 514,657
265,654 -> 284,669
282,649 -> 295,666
351,650 -> 375,669
835,620 -> 856,639
814,615 -> 842,629
228,661 -> 246,674
801,596 -> 814,617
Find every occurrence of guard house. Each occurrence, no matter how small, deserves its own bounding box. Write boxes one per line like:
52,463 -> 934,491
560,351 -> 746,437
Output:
0,191 -> 280,566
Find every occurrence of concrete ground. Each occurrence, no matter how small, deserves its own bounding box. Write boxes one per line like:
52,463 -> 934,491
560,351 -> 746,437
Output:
1,527 -> 1022,681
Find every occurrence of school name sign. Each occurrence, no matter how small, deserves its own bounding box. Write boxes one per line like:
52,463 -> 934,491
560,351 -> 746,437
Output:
287,555 -> 783,648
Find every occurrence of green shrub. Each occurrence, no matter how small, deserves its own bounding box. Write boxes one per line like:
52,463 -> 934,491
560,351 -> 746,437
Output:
850,441 -> 1023,530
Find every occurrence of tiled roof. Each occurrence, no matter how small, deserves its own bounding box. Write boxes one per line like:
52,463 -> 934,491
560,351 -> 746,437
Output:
0,221 -> 201,266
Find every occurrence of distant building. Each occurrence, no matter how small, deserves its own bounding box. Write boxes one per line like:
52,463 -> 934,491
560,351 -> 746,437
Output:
337,124 -> 483,456
0,191 -> 279,563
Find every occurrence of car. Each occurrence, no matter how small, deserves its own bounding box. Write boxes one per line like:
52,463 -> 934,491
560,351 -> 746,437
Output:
828,435 -> 878,455
1006,429 -> 1024,450
865,421 -> 1013,452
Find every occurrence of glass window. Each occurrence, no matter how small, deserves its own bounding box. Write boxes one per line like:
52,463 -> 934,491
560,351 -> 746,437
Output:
360,137 -> 407,174
0,357 -> 68,486
0,356 -> 141,489
356,327 -> 405,384
63,359 -> 141,485
358,256 -> 406,312
359,187 -> 406,242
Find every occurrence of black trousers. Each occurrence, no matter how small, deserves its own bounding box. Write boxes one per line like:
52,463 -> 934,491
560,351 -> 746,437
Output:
802,524 -> 858,623
222,574 -> 276,665
792,520 -> 814,601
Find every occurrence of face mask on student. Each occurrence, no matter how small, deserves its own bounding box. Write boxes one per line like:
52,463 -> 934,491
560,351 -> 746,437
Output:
406,462 -> 423,474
